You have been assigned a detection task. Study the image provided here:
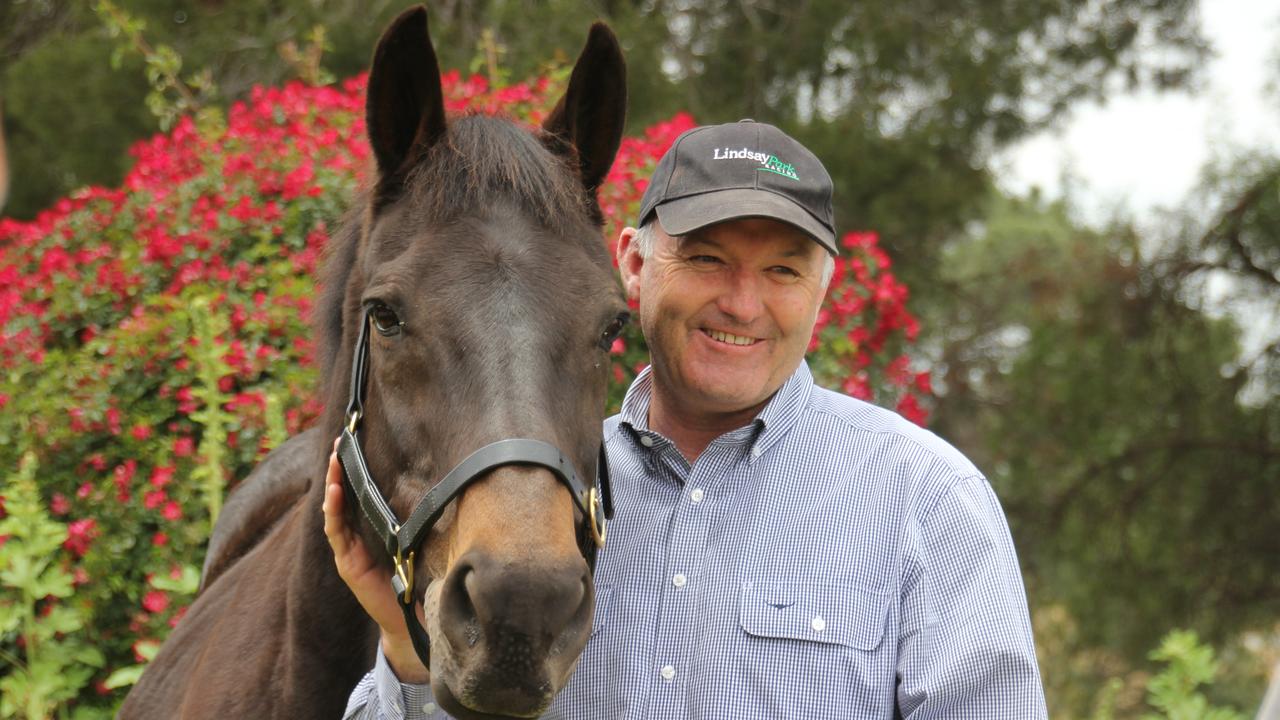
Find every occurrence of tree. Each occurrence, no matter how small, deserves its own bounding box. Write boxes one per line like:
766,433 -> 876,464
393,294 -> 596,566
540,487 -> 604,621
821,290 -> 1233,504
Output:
930,190 -> 1279,692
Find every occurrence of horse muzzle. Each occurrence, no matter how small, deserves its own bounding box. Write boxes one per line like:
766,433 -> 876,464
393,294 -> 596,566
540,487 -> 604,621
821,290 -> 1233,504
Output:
429,550 -> 593,718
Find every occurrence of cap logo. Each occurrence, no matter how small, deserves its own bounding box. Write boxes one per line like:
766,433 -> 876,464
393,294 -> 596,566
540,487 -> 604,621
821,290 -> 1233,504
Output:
712,147 -> 800,181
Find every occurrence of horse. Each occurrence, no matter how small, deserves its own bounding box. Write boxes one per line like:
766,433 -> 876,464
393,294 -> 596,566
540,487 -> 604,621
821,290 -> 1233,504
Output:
118,6 -> 627,718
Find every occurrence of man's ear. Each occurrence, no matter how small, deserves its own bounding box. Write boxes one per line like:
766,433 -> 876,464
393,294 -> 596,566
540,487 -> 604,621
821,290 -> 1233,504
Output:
616,226 -> 644,302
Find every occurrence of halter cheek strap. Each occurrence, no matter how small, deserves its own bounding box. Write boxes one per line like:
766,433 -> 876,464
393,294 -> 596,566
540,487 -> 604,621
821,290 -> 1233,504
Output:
335,307 -> 614,670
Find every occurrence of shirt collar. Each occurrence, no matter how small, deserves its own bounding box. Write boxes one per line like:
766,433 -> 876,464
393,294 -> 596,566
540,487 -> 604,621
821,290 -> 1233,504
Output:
617,360 -> 815,459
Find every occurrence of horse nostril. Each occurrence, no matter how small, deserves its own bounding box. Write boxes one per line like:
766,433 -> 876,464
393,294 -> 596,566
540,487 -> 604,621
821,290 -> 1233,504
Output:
439,560 -> 479,650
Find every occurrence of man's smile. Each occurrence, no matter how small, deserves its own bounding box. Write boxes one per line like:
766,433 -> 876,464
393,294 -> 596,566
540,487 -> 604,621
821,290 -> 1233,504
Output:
702,328 -> 761,346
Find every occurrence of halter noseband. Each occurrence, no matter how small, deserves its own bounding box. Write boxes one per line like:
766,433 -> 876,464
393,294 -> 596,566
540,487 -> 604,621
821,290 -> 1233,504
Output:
335,307 -> 614,670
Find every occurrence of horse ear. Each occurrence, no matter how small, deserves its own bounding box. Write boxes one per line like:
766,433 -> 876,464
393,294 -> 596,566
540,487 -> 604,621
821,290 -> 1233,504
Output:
366,5 -> 446,191
542,23 -> 627,195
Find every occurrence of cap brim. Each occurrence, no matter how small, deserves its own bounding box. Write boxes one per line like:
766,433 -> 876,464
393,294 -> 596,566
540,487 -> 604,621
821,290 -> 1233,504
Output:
654,188 -> 837,255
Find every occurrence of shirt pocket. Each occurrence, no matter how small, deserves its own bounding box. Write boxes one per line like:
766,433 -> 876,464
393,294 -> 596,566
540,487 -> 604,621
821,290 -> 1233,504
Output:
738,580 -> 889,651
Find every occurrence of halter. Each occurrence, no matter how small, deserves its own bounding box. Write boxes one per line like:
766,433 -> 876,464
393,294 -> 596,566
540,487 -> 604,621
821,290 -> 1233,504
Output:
335,307 -> 614,670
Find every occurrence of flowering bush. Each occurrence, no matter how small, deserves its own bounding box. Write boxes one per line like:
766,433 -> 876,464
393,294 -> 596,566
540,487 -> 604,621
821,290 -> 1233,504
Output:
0,68 -> 928,715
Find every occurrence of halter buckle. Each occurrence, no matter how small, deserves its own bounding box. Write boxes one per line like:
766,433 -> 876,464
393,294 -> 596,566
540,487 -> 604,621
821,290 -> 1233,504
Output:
346,410 -> 360,434
587,487 -> 607,548
394,550 -> 415,604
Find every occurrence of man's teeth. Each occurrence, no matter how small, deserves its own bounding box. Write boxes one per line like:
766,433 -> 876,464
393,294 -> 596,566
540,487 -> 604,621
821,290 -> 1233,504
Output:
707,329 -> 756,346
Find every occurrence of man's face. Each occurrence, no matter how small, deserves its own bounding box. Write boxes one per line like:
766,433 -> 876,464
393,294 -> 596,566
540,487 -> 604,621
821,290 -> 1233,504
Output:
619,218 -> 829,421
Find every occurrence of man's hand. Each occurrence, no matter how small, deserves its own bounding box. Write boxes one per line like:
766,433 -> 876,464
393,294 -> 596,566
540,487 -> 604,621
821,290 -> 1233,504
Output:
322,440 -> 430,683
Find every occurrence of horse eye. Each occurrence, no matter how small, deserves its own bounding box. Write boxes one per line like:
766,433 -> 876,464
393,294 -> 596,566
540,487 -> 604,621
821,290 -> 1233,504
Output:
369,304 -> 403,336
597,312 -> 630,351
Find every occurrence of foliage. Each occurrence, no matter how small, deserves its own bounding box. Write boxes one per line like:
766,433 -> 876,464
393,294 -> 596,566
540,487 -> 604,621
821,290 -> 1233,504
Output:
93,0 -> 216,131
0,452 -> 104,719
1139,630 -> 1245,720
933,191 -> 1279,713
1159,151 -> 1280,403
0,63 -> 929,713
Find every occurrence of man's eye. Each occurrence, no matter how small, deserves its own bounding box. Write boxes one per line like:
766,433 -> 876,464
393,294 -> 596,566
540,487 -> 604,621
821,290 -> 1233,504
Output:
369,303 -> 403,336
770,266 -> 800,277
689,255 -> 722,265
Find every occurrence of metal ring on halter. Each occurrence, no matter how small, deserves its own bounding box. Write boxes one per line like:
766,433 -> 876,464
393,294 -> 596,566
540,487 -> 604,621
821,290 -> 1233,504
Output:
346,410 -> 360,434
588,487 -> 607,547
394,550 -> 415,604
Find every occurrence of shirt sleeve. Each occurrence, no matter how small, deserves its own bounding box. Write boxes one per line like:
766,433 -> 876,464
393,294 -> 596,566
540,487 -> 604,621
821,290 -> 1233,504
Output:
895,475 -> 1048,718
342,644 -> 440,720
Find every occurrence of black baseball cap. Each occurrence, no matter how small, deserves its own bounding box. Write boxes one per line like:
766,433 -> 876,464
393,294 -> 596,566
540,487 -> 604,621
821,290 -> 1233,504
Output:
637,119 -> 837,254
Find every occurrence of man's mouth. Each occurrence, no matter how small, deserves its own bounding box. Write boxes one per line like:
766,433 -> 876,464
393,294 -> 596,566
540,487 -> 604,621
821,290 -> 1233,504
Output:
704,328 -> 759,346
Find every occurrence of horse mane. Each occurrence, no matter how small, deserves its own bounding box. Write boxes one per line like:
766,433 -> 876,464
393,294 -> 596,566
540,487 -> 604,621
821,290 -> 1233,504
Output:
313,113 -> 602,408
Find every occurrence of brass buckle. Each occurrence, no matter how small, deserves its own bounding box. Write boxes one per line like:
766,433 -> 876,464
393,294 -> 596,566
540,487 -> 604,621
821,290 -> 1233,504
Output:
346,410 -> 360,434
394,550 -> 415,604
587,487 -> 607,548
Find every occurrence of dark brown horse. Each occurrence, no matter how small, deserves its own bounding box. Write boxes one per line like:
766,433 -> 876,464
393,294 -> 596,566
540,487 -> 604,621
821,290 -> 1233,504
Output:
119,6 -> 627,718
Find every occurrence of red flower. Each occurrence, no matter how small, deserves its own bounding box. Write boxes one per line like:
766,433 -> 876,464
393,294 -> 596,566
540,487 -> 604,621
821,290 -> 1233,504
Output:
143,590 -> 170,614
173,436 -> 195,457
144,489 -> 167,510
63,518 -> 98,557
162,501 -> 183,521
896,394 -> 928,427
50,493 -> 71,516
131,423 -> 153,441
150,465 -> 175,488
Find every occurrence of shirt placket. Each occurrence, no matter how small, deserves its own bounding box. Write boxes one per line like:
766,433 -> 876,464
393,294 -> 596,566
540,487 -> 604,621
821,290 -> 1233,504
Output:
643,442 -> 737,720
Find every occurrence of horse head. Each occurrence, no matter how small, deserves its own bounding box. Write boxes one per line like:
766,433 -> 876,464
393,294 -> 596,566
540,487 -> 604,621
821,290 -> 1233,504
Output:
316,7 -> 626,717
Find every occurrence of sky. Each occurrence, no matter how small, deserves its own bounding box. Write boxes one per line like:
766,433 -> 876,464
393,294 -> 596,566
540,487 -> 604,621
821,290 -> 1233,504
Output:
992,0 -> 1280,227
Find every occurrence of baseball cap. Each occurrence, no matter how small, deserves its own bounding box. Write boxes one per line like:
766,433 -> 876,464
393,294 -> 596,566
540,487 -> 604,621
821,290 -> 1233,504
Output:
636,119 -> 837,254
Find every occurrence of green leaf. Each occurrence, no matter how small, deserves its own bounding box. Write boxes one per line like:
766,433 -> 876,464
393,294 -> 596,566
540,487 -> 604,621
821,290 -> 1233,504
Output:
103,664 -> 147,690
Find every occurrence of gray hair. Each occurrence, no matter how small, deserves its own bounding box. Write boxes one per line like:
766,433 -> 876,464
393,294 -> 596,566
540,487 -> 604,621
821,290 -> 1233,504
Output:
634,220 -> 835,288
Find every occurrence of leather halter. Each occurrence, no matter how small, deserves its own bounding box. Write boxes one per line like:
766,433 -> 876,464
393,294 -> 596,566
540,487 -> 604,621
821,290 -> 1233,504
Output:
335,307 -> 614,670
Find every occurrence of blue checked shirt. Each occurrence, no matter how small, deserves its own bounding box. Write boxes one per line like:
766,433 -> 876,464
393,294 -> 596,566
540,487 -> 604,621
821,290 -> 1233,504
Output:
345,361 -> 1047,719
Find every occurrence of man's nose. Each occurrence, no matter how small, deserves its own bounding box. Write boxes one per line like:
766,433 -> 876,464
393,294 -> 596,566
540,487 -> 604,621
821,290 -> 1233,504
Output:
715,269 -> 765,322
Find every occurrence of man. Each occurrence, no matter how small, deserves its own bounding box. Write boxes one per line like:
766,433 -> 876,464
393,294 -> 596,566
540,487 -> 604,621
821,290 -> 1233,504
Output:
330,120 -> 1048,718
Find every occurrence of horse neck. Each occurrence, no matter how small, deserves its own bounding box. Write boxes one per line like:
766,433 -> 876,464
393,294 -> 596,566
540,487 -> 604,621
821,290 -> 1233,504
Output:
273,465 -> 380,671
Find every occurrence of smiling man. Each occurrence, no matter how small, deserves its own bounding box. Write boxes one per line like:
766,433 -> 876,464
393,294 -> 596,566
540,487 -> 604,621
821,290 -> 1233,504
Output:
336,120 -> 1048,718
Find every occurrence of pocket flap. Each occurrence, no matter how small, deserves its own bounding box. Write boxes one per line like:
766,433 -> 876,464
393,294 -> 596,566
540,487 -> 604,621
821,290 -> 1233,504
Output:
739,581 -> 889,651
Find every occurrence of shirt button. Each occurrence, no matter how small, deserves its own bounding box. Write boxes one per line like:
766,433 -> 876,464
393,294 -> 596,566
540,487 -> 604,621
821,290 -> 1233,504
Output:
660,665 -> 676,681
811,615 -> 826,632
639,435 -> 654,447
751,446 -> 763,458
690,488 -> 704,503
672,573 -> 686,588
423,703 -> 437,714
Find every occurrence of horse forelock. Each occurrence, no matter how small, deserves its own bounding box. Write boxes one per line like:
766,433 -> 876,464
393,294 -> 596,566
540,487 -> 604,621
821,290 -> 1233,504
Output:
405,114 -> 594,229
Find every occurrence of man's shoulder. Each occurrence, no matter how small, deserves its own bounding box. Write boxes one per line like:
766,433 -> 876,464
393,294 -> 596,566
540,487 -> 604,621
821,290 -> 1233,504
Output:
803,384 -> 983,484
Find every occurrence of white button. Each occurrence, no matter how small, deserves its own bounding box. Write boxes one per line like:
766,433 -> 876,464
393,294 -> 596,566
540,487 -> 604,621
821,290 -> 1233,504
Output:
639,435 -> 654,447
751,446 -> 763,458
690,488 -> 704,503
672,573 -> 687,588
811,616 -> 826,632
660,665 -> 676,681
423,703 -> 437,714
